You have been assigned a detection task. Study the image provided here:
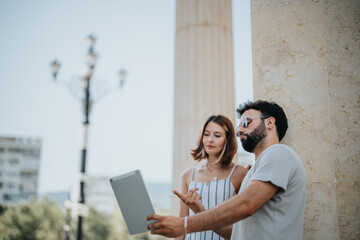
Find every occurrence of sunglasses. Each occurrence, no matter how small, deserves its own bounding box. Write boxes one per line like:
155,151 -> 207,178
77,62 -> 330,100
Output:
236,116 -> 270,136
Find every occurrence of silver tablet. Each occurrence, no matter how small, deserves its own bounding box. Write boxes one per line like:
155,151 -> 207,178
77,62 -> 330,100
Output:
110,170 -> 156,235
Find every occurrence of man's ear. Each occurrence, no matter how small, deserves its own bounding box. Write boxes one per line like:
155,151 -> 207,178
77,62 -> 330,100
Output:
265,117 -> 276,130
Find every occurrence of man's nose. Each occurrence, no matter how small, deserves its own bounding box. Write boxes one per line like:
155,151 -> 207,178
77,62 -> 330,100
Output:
236,125 -> 245,137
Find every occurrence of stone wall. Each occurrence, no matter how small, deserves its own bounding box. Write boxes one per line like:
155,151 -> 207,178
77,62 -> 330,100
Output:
251,0 -> 360,239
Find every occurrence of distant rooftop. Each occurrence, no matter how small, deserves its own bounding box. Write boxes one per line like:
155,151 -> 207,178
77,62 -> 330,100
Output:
0,136 -> 42,145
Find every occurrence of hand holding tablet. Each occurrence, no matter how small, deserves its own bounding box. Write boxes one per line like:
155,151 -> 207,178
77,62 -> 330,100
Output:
110,170 -> 157,235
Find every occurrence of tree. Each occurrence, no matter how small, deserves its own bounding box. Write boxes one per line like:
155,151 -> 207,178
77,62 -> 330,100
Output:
82,207 -> 112,240
0,199 -> 169,240
0,204 -> 6,216
0,198 -> 65,240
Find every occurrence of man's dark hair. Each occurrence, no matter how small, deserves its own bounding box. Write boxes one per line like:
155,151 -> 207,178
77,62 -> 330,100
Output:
236,100 -> 288,141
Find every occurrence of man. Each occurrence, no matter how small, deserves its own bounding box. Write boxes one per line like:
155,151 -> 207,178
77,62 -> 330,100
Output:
147,100 -> 306,240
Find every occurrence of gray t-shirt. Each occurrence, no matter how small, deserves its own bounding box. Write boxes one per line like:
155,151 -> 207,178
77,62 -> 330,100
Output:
231,144 -> 306,240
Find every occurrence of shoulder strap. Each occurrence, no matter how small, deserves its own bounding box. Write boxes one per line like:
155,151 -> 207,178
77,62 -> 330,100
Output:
190,167 -> 195,181
228,164 -> 237,179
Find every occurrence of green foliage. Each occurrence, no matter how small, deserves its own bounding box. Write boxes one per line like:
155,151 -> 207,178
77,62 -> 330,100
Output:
82,207 -> 111,240
108,207 -> 129,240
0,198 -> 65,240
0,199 -> 169,240
0,204 -> 6,216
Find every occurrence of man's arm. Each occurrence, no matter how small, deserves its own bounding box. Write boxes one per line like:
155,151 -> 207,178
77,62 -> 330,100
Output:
174,168 -> 191,240
174,188 -> 233,239
147,180 -> 279,238
213,225 -> 233,240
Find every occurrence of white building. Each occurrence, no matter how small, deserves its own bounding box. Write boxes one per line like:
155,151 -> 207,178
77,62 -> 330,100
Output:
70,175 -> 116,216
86,176 -> 117,214
0,136 -> 41,204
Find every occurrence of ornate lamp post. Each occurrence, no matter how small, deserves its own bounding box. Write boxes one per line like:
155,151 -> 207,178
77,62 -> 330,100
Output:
63,199 -> 72,240
50,34 -> 126,240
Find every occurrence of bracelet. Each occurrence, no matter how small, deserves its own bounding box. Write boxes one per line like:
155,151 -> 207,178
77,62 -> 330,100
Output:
184,216 -> 188,236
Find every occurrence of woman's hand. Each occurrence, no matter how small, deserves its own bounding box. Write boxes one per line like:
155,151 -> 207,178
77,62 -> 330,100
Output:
173,188 -> 205,213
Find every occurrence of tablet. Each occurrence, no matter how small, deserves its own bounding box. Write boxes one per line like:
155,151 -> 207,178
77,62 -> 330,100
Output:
109,170 -> 156,235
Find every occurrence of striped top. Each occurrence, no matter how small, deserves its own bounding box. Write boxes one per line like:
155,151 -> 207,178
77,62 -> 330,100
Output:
185,164 -> 237,240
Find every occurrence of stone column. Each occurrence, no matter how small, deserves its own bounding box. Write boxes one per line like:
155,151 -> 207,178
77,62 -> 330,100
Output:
251,1 -> 359,239
172,0 -> 235,214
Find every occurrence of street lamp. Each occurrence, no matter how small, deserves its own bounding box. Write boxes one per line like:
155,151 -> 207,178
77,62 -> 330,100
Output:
63,200 -> 72,240
50,34 -> 126,240
50,60 -> 61,80
119,69 -> 126,88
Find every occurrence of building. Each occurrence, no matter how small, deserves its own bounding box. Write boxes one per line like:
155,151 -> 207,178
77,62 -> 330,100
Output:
70,175 -> 116,215
85,176 -> 117,214
0,136 -> 41,204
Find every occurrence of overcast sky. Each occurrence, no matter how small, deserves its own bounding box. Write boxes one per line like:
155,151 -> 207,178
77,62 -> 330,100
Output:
0,0 -> 253,194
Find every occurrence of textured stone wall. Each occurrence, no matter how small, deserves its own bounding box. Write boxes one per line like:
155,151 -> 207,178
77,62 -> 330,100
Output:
172,0 -> 235,214
251,0 -> 360,239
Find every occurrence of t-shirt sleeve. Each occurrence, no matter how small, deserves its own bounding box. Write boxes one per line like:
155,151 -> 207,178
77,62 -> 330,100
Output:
250,146 -> 295,191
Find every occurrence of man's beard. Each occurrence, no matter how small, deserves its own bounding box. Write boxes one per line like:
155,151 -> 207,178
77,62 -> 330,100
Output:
241,121 -> 267,153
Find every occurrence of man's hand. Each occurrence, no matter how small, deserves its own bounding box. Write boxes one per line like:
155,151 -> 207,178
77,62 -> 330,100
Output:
147,214 -> 185,238
173,188 -> 206,213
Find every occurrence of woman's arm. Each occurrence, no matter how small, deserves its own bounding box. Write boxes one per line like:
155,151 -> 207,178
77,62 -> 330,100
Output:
173,187 -> 205,214
231,165 -> 248,193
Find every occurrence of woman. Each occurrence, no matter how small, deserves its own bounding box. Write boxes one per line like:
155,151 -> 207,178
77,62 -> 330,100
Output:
173,115 -> 247,240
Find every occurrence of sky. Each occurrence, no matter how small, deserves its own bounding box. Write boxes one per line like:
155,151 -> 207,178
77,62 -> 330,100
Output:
0,0 -> 253,194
